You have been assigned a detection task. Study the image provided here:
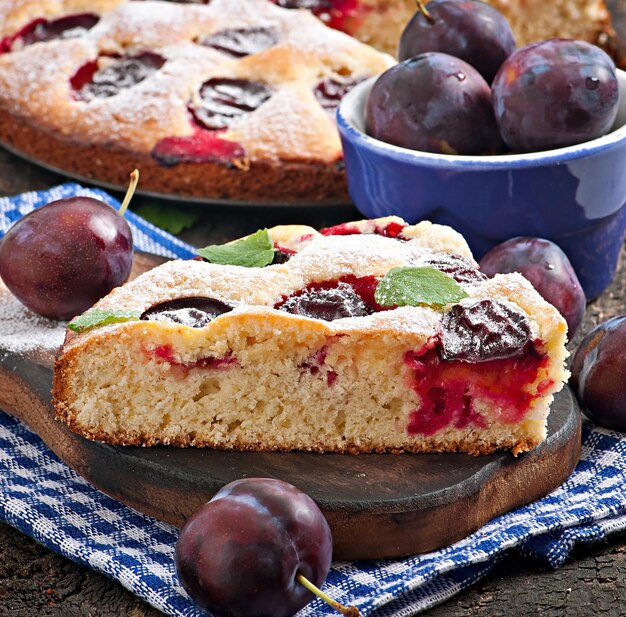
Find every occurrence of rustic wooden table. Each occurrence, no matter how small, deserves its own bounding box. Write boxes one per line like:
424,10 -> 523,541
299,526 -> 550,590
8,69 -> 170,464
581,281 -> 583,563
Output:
1,3 -> 625,613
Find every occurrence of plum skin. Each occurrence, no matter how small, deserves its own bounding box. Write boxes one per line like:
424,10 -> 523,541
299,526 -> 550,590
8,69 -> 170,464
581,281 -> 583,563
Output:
0,196 -> 133,320
398,0 -> 516,83
365,52 -> 502,155
174,478 -> 333,617
479,237 -> 586,338
492,39 -> 619,152
570,316 -> 626,431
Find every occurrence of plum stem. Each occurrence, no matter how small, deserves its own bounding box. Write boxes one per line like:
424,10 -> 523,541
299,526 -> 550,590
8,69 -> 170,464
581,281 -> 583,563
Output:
296,573 -> 361,617
414,0 -> 434,23
118,169 -> 139,217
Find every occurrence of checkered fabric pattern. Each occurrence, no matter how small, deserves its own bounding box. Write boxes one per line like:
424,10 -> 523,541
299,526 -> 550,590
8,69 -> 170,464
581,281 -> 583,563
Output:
1,184 -> 626,616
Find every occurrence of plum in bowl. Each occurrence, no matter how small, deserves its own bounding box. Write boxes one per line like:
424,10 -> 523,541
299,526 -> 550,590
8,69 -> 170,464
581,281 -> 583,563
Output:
337,68 -> 626,300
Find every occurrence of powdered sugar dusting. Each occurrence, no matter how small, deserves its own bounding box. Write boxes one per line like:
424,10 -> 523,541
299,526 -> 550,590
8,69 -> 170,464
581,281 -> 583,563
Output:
0,283 -> 66,366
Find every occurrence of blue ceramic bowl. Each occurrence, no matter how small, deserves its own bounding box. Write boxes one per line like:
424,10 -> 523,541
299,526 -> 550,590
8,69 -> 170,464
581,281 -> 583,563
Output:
337,70 -> 626,300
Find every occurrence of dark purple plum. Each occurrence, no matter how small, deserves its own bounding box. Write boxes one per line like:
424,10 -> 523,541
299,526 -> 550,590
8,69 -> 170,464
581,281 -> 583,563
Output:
570,316 -> 626,431
278,282 -> 373,321
365,52 -> 502,155
141,297 -> 233,327
398,0 -> 515,83
492,39 -> 619,152
174,477 -> 333,617
0,197 -> 133,320
479,237 -> 586,337
191,78 -> 273,130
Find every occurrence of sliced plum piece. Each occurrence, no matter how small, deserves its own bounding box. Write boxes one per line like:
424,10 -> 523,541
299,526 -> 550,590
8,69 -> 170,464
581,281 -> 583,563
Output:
141,297 -> 233,327
278,281 -> 373,321
191,78 -> 273,130
1,13 -> 99,53
199,26 -> 279,58
71,52 -> 165,101
441,299 -> 531,362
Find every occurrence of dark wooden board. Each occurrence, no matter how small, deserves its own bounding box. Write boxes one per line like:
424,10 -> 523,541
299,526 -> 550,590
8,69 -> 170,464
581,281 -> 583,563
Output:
0,254 -> 582,561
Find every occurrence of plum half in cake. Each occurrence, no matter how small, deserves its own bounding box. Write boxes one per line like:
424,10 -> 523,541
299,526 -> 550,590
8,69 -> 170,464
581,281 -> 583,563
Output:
53,217 -> 569,455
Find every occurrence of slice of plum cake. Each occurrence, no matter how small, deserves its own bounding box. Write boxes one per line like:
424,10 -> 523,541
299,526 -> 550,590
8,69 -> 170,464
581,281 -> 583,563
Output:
53,217 -> 569,455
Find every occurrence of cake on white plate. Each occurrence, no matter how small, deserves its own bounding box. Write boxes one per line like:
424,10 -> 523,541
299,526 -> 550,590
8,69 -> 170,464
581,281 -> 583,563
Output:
53,217 -> 569,456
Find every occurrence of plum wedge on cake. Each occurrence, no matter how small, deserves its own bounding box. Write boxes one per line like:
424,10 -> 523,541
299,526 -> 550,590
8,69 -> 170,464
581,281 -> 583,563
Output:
53,217 -> 569,456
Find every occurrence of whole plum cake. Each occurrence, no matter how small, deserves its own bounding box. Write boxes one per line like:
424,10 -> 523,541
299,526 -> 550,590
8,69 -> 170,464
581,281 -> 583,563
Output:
53,217 -> 569,456
0,0 -> 392,203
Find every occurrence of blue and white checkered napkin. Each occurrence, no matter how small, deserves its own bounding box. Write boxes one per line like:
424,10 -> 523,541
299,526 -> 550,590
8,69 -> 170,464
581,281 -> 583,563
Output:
1,184 -> 626,616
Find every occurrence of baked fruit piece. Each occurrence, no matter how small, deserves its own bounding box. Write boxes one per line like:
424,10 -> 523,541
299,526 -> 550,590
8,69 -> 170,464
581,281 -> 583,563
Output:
53,217 -> 569,456
0,0 -> 392,204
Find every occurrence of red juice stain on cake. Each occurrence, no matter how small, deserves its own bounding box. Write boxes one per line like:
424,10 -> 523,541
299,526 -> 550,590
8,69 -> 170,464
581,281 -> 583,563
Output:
320,220 -> 407,238
149,344 -> 238,372
69,60 -> 98,90
0,13 -> 99,54
294,233 -> 316,244
403,299 -> 553,434
299,343 -> 341,386
152,125 -> 246,167
273,244 -> 297,255
299,345 -> 328,375
404,345 -> 550,435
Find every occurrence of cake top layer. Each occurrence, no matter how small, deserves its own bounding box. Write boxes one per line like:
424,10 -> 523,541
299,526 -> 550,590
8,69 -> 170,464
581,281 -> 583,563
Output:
0,0 -> 393,162
64,217 -> 567,356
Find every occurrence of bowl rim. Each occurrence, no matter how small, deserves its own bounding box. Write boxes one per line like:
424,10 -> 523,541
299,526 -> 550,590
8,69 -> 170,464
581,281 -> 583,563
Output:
337,69 -> 626,170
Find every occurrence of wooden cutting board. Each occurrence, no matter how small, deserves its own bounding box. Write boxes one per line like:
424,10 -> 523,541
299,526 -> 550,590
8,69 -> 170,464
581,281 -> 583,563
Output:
0,253 -> 582,560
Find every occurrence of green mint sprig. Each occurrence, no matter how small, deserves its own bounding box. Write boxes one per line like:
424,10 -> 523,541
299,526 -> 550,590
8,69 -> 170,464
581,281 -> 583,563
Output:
197,229 -> 275,268
68,309 -> 142,333
374,267 -> 468,308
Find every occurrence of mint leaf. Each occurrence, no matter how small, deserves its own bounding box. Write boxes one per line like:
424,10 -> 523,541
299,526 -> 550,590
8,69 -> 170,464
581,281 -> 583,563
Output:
197,229 -> 275,267
68,309 -> 142,333
136,202 -> 200,235
375,267 -> 468,308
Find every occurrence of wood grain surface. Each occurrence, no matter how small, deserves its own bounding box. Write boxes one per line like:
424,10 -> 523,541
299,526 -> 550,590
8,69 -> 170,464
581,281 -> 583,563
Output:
0,1 -> 625,612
